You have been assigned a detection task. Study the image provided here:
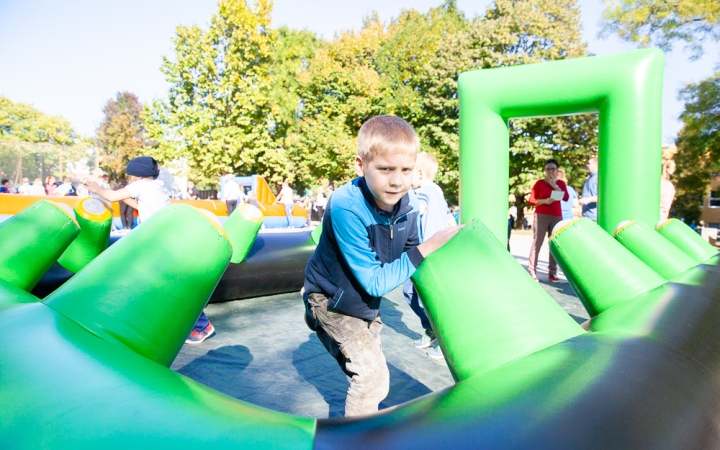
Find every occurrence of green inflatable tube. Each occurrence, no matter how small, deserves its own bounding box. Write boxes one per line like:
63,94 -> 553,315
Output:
613,220 -> 698,281
44,204 -> 233,367
0,204 -> 315,448
411,219 -> 584,381
550,218 -> 666,317
311,222 -> 322,246
656,218 -> 719,265
57,198 -> 113,273
223,202 -> 264,264
0,200 -> 80,291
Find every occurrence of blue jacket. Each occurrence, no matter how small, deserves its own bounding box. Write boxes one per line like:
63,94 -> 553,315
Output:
304,177 -> 424,321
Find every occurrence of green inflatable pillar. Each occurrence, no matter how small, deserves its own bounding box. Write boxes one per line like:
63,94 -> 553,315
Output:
44,205 -> 233,367
223,203 -> 264,264
0,200 -> 80,291
613,220 -> 698,280
458,49 -> 664,241
58,198 -> 113,273
656,218 -> 719,264
550,218 -> 666,317
412,219 -> 584,382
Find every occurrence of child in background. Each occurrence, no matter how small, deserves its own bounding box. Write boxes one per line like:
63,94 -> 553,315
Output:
85,157 -> 215,344
403,152 -> 456,360
303,115 -> 462,417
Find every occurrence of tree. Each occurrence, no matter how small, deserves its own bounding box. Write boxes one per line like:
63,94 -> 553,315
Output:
0,95 -> 82,183
97,92 -> 147,182
672,74 -> 720,222
145,0 -> 278,187
601,0 -> 720,59
419,0 -> 597,215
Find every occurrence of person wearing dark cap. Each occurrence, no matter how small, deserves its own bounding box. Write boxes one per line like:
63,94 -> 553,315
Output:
84,156 -> 216,344
84,156 -> 170,224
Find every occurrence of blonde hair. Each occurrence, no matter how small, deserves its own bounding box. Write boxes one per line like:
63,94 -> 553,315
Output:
357,115 -> 419,163
415,152 -> 439,181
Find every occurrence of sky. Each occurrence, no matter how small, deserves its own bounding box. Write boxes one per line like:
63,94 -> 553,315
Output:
0,0 -> 718,145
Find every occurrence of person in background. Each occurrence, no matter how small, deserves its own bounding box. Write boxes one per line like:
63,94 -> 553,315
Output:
76,178 -> 90,197
315,186 -> 327,221
274,182 -> 295,228
0,179 -> 11,193
17,177 -> 30,195
187,181 -> 200,200
660,159 -> 676,222
527,158 -> 569,283
222,173 -> 243,216
98,175 -> 111,189
557,169 -> 579,221
404,151 -> 456,361
29,178 -> 45,196
302,189 -> 315,227
54,178 -> 75,196
45,176 -> 57,196
579,156 -> 598,221
508,194 -> 517,252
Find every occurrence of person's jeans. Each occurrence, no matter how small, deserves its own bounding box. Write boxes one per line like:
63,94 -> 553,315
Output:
120,202 -> 134,229
284,203 -> 294,228
306,292 -> 390,417
528,213 -> 562,277
193,311 -> 209,332
226,199 -> 238,216
402,280 -> 431,331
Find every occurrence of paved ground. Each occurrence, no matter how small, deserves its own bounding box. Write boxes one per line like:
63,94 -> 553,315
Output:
171,231 -> 589,419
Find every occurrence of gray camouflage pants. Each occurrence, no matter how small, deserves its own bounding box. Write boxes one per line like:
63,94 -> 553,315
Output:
306,292 -> 390,417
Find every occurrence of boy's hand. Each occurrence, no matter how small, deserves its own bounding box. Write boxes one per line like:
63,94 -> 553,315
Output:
418,223 -> 466,258
83,180 -> 101,193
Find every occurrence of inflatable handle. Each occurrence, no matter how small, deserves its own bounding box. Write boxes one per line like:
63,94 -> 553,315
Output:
0,200 -> 80,291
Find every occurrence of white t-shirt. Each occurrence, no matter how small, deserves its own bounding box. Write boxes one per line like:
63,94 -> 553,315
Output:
279,186 -> 294,205
316,192 -> 327,208
125,179 -> 170,223
223,180 -> 243,202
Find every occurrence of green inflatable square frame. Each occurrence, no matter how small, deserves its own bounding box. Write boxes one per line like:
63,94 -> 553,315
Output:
458,48 -> 665,241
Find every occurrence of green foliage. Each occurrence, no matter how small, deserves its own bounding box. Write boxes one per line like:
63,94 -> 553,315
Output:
0,96 -> 85,183
97,92 -> 147,182
673,73 -> 720,221
148,0 -> 597,205
601,0 -> 720,60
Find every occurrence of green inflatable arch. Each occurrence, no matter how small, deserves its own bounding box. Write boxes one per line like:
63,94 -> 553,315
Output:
458,48 -> 664,240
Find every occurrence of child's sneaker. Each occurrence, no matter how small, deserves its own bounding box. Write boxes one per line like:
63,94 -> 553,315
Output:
185,321 -> 216,345
548,275 -> 563,283
414,329 -> 437,349
427,345 -> 445,361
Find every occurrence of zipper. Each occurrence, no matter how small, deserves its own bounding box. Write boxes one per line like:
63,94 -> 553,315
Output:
390,211 -> 410,241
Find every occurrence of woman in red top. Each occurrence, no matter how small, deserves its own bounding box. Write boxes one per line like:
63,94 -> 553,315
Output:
527,158 -> 569,282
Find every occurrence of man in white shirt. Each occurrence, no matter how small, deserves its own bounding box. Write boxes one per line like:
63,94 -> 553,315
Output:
222,174 -> 243,216
274,182 -> 295,228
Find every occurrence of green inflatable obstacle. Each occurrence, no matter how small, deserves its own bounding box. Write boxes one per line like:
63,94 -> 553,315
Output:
57,198 -> 113,273
224,202 -> 264,263
0,204 -> 315,448
0,200 -> 80,291
412,219 -> 584,381
656,218 -> 719,265
458,49 -> 664,240
613,220 -> 698,281
550,218 -> 666,317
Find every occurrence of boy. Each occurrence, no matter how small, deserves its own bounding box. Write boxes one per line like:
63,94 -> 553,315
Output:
403,152 -> 456,360
84,157 -> 215,344
303,115 -> 461,417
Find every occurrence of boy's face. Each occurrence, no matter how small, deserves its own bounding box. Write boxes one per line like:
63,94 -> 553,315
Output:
355,152 -> 415,212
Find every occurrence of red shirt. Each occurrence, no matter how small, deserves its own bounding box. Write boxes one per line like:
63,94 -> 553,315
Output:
528,179 -> 569,217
